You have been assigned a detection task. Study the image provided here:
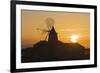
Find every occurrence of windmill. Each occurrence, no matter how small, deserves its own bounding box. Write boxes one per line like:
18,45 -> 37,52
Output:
37,18 -> 58,43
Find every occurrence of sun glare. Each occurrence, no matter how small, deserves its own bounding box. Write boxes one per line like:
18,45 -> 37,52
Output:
71,35 -> 79,43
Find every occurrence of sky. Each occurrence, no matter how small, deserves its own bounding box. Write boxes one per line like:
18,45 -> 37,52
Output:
21,10 -> 90,48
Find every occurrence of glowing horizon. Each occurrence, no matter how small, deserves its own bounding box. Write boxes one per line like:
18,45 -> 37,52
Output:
21,10 -> 90,48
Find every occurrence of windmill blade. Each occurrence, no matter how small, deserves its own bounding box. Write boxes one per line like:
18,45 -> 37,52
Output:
36,28 -> 50,41
41,31 -> 46,36
45,34 -> 48,41
45,32 -> 50,41
45,18 -> 54,31
37,28 -> 49,32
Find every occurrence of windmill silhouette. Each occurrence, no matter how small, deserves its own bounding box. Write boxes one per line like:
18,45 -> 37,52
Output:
37,18 -> 58,43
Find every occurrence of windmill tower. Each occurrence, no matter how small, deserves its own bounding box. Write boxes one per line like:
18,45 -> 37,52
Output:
37,18 -> 58,43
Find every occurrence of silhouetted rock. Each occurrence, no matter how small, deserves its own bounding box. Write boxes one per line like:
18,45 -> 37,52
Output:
22,41 -> 90,63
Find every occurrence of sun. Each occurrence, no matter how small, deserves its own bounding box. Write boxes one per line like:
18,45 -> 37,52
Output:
71,35 -> 79,43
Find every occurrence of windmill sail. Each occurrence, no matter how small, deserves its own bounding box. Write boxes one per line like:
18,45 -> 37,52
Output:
36,18 -> 58,42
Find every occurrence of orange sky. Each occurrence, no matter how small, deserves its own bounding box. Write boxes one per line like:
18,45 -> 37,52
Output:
21,10 -> 90,48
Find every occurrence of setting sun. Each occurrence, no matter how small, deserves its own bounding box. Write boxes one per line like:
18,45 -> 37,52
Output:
71,35 -> 79,43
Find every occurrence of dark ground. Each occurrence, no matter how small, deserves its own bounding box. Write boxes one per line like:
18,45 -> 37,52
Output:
21,41 -> 90,63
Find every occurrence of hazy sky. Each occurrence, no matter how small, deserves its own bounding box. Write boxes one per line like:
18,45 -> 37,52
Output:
21,10 -> 90,48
